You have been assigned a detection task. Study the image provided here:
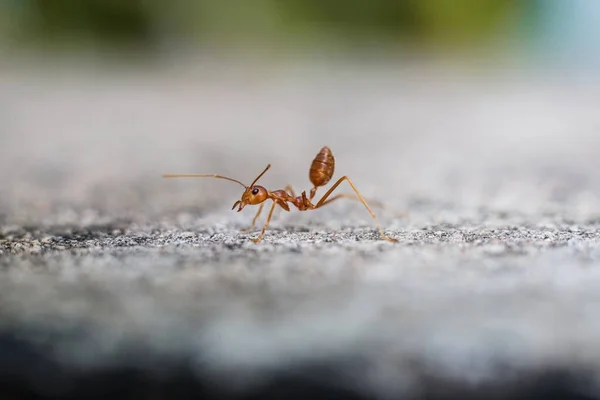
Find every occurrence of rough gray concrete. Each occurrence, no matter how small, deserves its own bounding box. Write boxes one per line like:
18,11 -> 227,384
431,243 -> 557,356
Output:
2,57 -> 600,399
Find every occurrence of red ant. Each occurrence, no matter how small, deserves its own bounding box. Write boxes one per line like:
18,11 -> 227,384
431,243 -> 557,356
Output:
164,146 -> 398,243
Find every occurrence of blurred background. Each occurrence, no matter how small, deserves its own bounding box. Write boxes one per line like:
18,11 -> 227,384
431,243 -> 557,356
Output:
1,0 -> 599,63
1,0 -> 600,227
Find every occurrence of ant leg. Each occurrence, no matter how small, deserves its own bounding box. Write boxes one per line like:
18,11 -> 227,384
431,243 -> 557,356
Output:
268,186 -> 294,223
317,193 -> 407,217
240,203 -> 264,232
318,193 -> 384,209
252,201 -> 278,243
315,176 -> 398,243
284,185 -> 296,197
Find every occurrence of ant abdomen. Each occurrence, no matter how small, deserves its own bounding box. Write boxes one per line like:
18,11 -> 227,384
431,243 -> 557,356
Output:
309,146 -> 335,187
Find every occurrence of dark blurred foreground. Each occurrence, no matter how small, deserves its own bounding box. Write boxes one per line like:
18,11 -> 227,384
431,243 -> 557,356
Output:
0,331 -> 596,400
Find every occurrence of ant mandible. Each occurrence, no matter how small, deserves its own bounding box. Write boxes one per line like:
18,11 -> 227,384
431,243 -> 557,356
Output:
163,146 -> 398,243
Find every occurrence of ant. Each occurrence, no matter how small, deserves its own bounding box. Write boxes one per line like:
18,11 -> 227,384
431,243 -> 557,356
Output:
163,146 -> 398,243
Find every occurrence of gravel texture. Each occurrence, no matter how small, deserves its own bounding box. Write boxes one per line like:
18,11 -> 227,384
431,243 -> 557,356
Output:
2,57 -> 600,399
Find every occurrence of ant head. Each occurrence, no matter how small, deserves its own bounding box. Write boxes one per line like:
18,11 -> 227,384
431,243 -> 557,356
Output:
230,164 -> 272,212
232,186 -> 268,212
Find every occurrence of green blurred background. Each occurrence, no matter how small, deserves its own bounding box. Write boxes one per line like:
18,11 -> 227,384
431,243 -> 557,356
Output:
1,1 -> 599,65
0,1 -> 542,54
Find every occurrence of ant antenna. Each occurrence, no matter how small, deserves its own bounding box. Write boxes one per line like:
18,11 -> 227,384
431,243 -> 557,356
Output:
249,164 -> 271,187
162,173 -> 247,188
163,164 -> 271,188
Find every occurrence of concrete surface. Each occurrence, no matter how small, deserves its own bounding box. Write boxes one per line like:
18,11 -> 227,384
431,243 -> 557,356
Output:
2,57 -> 600,399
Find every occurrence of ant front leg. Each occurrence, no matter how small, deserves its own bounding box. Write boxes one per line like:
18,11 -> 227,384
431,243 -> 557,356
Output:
240,203 -> 264,232
315,176 -> 398,243
253,201 -> 279,243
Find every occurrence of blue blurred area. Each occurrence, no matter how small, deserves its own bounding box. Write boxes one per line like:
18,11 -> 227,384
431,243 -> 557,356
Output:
534,0 -> 600,66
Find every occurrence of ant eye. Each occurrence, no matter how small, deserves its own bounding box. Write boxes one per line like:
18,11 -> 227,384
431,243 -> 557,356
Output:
252,188 -> 259,195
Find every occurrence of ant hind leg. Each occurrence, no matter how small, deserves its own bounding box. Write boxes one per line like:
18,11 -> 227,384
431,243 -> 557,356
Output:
317,193 -> 384,209
315,176 -> 398,242
317,193 -> 407,218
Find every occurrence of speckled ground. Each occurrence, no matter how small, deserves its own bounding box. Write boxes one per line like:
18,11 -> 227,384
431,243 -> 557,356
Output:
2,57 -> 600,399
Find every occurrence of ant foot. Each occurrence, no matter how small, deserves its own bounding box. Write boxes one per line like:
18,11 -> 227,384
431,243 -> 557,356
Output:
383,234 -> 398,243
